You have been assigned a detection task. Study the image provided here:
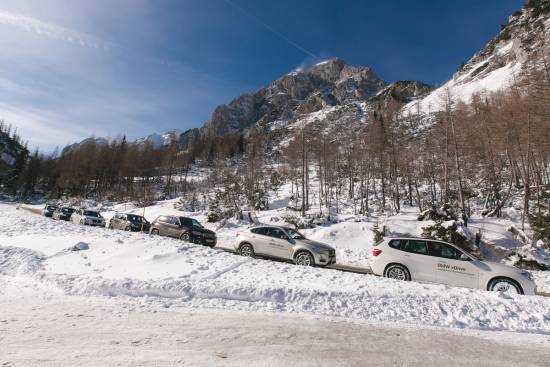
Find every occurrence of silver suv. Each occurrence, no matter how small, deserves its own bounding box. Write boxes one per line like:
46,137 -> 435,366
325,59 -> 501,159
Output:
234,226 -> 336,267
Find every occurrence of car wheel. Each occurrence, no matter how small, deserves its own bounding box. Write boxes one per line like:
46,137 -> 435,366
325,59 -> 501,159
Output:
151,229 -> 159,235
239,243 -> 254,257
180,232 -> 191,242
124,225 -> 131,231
295,251 -> 315,266
384,264 -> 411,281
488,277 -> 523,295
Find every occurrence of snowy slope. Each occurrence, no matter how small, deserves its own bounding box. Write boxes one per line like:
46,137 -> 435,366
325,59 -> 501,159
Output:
2,203 -> 550,335
402,4 -> 550,121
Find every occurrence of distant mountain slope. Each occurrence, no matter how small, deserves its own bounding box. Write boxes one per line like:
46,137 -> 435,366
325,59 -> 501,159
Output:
402,1 -> 550,120
64,2 -> 549,154
0,124 -> 29,189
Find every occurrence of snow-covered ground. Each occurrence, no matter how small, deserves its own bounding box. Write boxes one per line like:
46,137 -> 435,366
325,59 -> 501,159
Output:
1,203 -> 549,337
2,277 -> 550,367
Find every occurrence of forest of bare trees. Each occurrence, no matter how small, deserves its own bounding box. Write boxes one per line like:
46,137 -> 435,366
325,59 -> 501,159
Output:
2,51 -> 549,243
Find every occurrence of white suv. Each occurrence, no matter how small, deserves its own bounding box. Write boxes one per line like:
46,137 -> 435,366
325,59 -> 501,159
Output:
70,209 -> 106,227
235,226 -> 336,267
370,237 -> 536,295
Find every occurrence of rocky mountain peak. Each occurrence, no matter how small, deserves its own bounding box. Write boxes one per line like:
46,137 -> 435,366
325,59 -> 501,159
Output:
308,58 -> 347,83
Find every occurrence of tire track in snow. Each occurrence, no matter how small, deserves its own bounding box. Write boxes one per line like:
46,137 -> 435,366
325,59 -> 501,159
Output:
200,258 -> 251,280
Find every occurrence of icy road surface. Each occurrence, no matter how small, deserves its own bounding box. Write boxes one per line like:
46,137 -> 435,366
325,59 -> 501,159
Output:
1,203 -> 549,337
1,279 -> 550,367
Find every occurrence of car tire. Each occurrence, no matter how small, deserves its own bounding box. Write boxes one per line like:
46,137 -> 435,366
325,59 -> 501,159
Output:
239,243 -> 255,257
180,232 -> 191,242
294,251 -> 315,267
151,229 -> 160,235
488,277 -> 523,295
124,225 -> 131,231
384,264 -> 411,281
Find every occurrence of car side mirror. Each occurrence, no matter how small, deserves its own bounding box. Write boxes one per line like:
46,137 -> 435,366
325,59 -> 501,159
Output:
460,254 -> 471,261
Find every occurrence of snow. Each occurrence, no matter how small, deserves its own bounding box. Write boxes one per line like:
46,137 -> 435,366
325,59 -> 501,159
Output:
3,279 -> 549,367
402,61 -> 521,117
1,203 -> 550,336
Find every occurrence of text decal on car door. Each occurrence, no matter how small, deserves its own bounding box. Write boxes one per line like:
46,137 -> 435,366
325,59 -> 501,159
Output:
437,263 -> 467,273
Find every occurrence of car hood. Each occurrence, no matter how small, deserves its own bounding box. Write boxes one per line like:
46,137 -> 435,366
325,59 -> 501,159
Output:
479,260 -> 524,275
192,227 -> 215,235
299,239 -> 334,252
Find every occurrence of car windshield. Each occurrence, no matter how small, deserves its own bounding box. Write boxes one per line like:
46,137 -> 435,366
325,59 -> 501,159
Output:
127,215 -> 143,223
83,211 -> 100,217
462,248 -> 481,261
47,205 -> 57,211
191,219 -> 203,228
62,208 -> 74,213
285,228 -> 306,240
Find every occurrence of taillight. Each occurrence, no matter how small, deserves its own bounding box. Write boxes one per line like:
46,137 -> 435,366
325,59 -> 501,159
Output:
372,248 -> 382,257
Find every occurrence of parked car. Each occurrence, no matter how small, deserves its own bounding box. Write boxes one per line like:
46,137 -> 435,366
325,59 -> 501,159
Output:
234,226 -> 336,267
41,204 -> 58,217
369,237 -> 537,295
109,213 -> 150,232
70,209 -> 106,227
52,207 -> 75,221
149,215 -> 216,246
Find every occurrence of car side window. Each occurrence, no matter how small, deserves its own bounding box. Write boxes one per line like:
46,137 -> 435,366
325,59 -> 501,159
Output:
389,239 -> 404,249
251,227 -> 268,235
180,218 -> 192,227
268,228 -> 288,240
170,217 -> 180,226
403,240 -> 428,255
428,242 -> 463,260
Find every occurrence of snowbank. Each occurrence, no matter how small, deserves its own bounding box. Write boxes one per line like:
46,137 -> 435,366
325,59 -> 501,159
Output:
1,203 -> 550,335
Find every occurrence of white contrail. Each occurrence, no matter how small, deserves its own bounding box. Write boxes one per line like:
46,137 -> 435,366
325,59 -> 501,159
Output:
223,0 -> 320,60
0,9 -> 108,50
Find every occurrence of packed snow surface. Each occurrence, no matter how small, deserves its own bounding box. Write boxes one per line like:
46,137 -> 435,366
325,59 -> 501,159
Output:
1,203 -> 549,335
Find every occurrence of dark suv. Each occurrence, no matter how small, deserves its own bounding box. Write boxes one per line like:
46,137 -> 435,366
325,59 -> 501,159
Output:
52,207 -> 75,221
149,215 -> 216,247
109,213 -> 151,232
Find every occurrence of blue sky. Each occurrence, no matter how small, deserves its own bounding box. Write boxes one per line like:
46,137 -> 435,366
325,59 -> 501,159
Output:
0,0 -> 524,152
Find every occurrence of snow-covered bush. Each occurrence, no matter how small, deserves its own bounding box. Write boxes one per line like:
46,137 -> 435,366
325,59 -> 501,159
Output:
528,187 -> 550,248
417,203 -> 458,222
372,223 -> 386,243
504,252 -> 549,271
419,204 -> 478,255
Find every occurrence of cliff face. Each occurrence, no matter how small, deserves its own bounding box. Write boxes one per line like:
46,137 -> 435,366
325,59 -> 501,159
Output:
68,3 -> 550,153
201,58 -> 392,136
